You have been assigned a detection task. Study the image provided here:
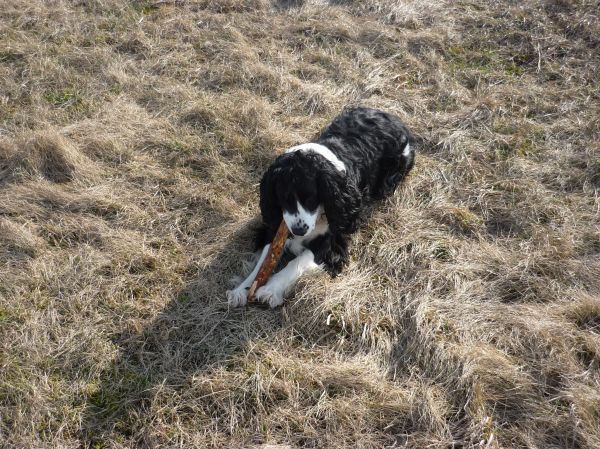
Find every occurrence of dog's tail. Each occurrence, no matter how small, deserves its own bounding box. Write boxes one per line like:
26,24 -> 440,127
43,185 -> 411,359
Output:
377,130 -> 415,198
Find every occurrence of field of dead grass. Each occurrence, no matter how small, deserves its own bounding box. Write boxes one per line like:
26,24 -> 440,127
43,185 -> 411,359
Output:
1,0 -> 599,447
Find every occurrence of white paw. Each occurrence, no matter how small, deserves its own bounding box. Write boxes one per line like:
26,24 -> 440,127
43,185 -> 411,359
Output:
226,287 -> 248,307
255,284 -> 285,308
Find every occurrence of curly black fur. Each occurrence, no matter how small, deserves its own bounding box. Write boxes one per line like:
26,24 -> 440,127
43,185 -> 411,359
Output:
257,107 -> 415,276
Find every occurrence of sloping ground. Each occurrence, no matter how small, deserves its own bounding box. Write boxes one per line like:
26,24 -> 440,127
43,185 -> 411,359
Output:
1,1 -> 599,447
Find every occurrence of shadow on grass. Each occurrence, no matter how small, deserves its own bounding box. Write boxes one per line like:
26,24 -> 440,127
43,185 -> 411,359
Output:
80,217 -> 283,447
273,0 -> 304,10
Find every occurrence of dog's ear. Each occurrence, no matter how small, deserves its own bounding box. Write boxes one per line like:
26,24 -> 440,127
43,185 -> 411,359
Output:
316,157 -> 361,234
259,163 -> 283,231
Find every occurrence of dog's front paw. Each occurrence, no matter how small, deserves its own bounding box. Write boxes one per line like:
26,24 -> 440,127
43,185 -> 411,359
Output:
255,284 -> 285,308
226,287 -> 248,307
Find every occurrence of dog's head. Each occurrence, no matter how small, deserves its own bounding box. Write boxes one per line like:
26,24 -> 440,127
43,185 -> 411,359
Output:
259,151 -> 361,236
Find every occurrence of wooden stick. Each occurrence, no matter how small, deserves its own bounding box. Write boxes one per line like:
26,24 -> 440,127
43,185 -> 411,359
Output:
247,220 -> 289,303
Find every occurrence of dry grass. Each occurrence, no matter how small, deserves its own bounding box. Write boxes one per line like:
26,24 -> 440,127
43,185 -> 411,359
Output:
1,0 -> 599,447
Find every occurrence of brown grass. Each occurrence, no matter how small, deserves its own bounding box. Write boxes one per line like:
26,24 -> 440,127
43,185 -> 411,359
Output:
1,0 -> 599,447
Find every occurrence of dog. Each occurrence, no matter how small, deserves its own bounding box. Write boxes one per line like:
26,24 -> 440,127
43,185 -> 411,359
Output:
227,107 -> 415,308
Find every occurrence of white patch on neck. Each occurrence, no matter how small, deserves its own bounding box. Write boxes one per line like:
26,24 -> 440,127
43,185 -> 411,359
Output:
285,143 -> 346,173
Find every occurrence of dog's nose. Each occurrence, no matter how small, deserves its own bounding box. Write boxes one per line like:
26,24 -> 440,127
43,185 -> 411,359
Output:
291,224 -> 308,236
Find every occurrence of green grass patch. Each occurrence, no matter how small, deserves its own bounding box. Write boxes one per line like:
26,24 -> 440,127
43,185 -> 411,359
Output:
446,45 -> 530,80
0,51 -> 24,63
177,291 -> 191,303
495,141 -> 514,160
0,308 -> 23,325
432,245 -> 452,261
504,62 -> 524,76
589,159 -> 600,186
44,89 -> 83,108
492,120 -> 546,158
446,46 -> 496,74
80,34 -> 109,48
133,2 -> 161,15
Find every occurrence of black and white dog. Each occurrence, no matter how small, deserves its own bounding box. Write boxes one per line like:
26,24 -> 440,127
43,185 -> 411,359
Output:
227,107 -> 415,308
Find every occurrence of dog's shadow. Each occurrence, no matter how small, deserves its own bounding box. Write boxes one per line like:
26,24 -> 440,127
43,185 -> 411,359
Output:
80,217 -> 284,446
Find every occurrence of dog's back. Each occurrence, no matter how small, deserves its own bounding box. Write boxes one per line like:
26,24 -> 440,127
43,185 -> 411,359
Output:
316,107 -> 415,200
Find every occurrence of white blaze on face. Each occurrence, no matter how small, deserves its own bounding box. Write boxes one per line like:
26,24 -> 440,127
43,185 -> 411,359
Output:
283,202 -> 321,236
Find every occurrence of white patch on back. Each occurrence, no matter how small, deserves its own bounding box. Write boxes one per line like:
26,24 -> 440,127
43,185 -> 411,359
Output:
402,142 -> 411,157
286,143 -> 346,173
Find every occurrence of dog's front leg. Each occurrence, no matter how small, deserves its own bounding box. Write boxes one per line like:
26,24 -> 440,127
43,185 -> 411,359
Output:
255,250 -> 321,308
226,244 -> 270,307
